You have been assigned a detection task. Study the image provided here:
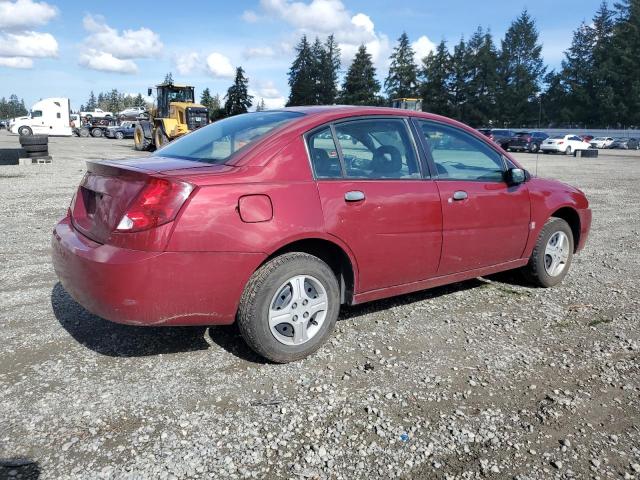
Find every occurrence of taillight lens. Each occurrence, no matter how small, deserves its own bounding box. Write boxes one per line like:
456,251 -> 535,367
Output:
116,177 -> 194,232
558,141 -> 564,144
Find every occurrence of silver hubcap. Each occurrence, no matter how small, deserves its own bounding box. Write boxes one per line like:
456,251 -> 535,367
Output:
268,275 -> 328,346
544,231 -> 570,277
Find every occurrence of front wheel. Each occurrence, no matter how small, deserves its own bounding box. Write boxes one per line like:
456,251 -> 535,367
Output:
523,218 -> 574,288
237,253 -> 340,363
18,126 -> 32,136
115,131 -> 124,140
530,143 -> 539,153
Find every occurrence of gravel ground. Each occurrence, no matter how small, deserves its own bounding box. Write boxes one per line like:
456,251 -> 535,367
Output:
0,130 -> 639,480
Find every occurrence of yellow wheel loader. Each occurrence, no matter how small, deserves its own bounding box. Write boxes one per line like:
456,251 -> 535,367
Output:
134,82 -> 209,151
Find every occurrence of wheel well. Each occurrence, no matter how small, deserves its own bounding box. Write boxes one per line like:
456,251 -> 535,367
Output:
551,207 -> 580,251
266,239 -> 355,305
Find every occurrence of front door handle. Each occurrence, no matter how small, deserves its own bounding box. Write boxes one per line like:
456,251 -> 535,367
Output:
452,190 -> 468,201
344,190 -> 365,202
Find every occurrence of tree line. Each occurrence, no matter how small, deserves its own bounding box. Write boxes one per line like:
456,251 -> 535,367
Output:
0,95 -> 28,120
79,90 -> 147,115
286,0 -> 639,129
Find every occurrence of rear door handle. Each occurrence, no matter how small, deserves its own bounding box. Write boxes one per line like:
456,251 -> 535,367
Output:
344,190 -> 365,202
452,190 -> 468,201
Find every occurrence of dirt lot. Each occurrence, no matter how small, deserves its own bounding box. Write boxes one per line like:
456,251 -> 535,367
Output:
0,130 -> 639,480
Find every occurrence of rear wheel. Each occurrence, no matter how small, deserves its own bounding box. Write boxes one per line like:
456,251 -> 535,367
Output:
134,123 -> 152,151
115,131 -> 125,140
237,252 -> 340,363
154,127 -> 169,149
523,218 -> 574,288
565,146 -> 572,156
91,128 -> 103,138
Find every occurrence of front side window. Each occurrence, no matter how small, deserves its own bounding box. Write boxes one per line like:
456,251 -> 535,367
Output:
417,121 -> 505,182
333,119 -> 420,179
155,111 -> 303,164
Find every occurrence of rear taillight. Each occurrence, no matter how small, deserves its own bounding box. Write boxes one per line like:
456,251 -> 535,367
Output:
558,141 -> 564,144
116,177 -> 194,232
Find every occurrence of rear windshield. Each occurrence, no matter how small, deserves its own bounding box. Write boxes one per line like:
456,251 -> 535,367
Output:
551,135 -> 565,139
155,111 -> 304,164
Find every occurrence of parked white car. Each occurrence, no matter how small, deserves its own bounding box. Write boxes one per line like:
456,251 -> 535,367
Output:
118,106 -> 146,118
589,136 -> 614,149
80,108 -> 112,120
541,135 -> 592,155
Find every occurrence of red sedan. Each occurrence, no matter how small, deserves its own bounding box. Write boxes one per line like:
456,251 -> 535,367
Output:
52,107 -> 592,362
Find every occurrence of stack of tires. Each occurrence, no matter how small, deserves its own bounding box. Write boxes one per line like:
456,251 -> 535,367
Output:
19,134 -> 49,159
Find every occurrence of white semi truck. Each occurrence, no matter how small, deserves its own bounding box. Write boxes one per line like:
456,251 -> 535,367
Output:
10,97 -> 73,136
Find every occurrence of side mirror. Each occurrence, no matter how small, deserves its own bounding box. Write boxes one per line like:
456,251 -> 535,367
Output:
506,168 -> 526,185
147,88 -> 152,97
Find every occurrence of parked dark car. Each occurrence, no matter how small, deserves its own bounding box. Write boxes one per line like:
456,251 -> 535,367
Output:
105,121 -> 137,140
608,137 -> 639,150
52,107 -> 591,363
477,128 -> 516,150
508,131 -> 549,153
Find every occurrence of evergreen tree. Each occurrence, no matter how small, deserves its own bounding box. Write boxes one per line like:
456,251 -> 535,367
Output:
85,91 -> 97,111
465,28 -> 500,126
420,40 -> 453,117
339,45 -> 381,105
449,37 -> 471,122
0,95 -> 28,118
200,88 -> 213,110
164,72 -> 174,84
610,0 -> 640,125
133,93 -> 145,107
497,10 -> 546,126
256,98 -> 267,111
287,35 -> 317,106
385,32 -> 419,99
224,67 -> 253,116
317,34 -> 341,104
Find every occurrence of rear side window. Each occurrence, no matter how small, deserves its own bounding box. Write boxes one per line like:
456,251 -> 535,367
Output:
155,111 -> 304,164
308,128 -> 342,179
333,119 -> 420,179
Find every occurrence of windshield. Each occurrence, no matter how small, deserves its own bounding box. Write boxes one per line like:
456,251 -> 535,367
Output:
155,111 -> 304,164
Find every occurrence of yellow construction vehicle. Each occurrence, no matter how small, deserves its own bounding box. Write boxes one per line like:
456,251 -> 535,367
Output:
134,81 -> 209,151
391,98 -> 422,111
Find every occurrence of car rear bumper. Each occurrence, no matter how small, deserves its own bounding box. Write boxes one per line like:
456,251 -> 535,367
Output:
540,145 -> 563,152
52,217 -> 266,326
576,208 -> 592,252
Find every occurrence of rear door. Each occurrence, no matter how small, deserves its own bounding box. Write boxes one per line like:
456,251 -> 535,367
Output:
308,118 -> 442,293
414,120 -> 530,276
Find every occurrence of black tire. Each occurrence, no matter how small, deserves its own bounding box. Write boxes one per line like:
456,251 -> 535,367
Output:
237,252 -> 340,363
530,143 -> 539,153
18,126 -> 33,136
565,146 -> 572,156
154,126 -> 169,149
91,128 -> 103,138
79,128 -> 90,138
23,144 -> 48,153
19,134 -> 47,145
115,131 -> 125,140
134,123 -> 152,151
523,217 -> 574,288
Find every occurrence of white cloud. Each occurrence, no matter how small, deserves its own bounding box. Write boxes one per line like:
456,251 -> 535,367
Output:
176,52 -> 200,75
244,46 -> 275,59
255,0 -> 391,68
242,10 -> 259,22
82,15 -> 163,59
0,56 -> 33,68
412,35 -> 435,64
0,0 -> 57,30
263,96 -> 286,109
206,52 -> 235,79
257,81 -> 281,99
0,31 -> 58,57
79,50 -> 138,74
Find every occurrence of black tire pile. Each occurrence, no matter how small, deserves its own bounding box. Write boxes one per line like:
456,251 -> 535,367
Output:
19,135 -> 49,159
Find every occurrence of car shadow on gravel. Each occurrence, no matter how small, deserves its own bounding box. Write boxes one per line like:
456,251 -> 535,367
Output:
51,282 -> 267,363
0,458 -> 40,479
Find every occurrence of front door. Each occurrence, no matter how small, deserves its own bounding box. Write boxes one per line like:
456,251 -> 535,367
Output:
415,120 -> 531,276
307,118 -> 442,293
